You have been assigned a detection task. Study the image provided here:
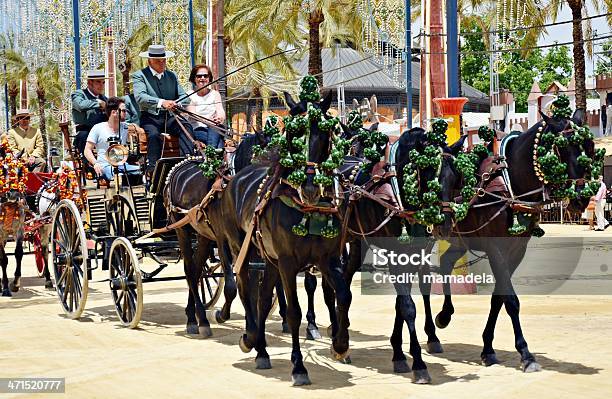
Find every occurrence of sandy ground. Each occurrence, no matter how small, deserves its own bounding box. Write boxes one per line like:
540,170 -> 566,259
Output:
1,223 -> 611,399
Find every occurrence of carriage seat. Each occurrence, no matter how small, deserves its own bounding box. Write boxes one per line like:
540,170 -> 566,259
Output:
138,130 -> 181,158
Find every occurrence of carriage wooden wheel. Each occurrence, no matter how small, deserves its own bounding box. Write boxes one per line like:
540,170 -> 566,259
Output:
108,237 -> 143,328
106,194 -> 140,237
200,259 -> 224,309
50,200 -> 89,319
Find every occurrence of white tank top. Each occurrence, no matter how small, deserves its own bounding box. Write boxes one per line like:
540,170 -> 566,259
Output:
189,90 -> 218,128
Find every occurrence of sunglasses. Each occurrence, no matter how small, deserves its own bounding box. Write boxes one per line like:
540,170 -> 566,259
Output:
195,74 -> 211,79
17,117 -> 31,121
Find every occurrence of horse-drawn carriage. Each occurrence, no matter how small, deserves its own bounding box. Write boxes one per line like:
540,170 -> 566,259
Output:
43,121 -> 224,328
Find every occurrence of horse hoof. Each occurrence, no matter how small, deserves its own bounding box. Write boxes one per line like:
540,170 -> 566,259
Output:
291,373 -> 311,386
186,323 -> 199,335
435,313 -> 451,329
2,288 -> 12,297
215,309 -> 226,324
281,322 -> 290,334
330,345 -> 350,362
256,357 -> 272,370
340,356 -> 351,364
199,325 -> 213,338
9,279 -> 20,292
306,325 -> 321,340
393,360 -> 411,373
522,360 -> 542,373
412,369 -> 432,384
239,334 -> 253,353
326,324 -> 333,338
427,341 -> 444,354
44,280 -> 54,290
481,353 -> 500,367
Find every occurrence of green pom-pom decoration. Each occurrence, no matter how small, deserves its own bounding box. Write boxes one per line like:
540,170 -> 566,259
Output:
313,174 -> 333,187
551,94 -> 572,119
347,110 -> 363,130
292,153 -> 307,167
292,137 -> 306,151
423,191 -> 439,204
299,75 -> 321,103
287,170 -> 307,188
321,218 -> 339,239
280,157 -> 294,168
292,224 -> 308,236
473,144 -> 489,158
427,180 -> 442,193
451,202 -> 469,221
477,126 -> 495,142
398,224 -> 412,243
554,136 -> 569,148
508,215 -> 528,235
595,148 -> 606,161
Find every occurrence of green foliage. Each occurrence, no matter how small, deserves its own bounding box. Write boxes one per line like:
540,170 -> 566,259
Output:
594,39 -> 612,76
460,21 -> 573,113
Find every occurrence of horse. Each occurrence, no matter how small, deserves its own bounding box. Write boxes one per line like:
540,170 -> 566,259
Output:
164,130 -> 270,337
205,90 -> 352,385
428,109 -> 595,372
0,147 -> 27,297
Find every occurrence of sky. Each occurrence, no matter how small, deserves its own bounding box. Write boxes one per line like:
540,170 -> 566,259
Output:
540,4 -> 610,77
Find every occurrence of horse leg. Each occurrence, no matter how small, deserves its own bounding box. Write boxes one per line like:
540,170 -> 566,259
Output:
304,271 -> 321,340
1,246 -> 10,297
481,294 -> 504,366
488,247 -> 541,372
278,259 -> 310,385
321,256 -> 351,362
396,293 -> 431,384
275,279 -> 289,333
390,297 -> 410,373
235,246 -> 258,353
215,240 -> 238,323
10,237 -> 23,292
322,276 -> 338,339
177,228 -> 211,337
419,266 -> 443,353
254,261 -> 279,369
435,245 -> 467,329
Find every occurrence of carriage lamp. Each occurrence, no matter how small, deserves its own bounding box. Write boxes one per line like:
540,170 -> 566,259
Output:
106,144 -> 129,167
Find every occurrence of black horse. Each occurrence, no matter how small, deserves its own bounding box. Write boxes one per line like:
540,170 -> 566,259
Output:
430,110 -> 594,372
164,131 -> 269,337
205,92 -> 351,385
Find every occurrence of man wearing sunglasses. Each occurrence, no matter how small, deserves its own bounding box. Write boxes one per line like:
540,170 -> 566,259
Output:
6,109 -> 46,172
84,96 -> 140,181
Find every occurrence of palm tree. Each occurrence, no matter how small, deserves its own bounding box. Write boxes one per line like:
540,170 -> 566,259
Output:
537,0 -> 610,110
3,49 -> 29,122
32,63 -> 64,142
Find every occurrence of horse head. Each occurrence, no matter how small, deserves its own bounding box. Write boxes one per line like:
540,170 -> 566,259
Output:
538,109 -> 597,212
284,90 -> 335,206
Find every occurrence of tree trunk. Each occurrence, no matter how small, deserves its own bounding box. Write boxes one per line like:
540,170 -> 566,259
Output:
122,48 -> 132,95
20,79 -> 28,109
253,86 -> 263,131
36,85 -> 46,138
569,0 -> 586,110
8,82 -> 18,119
308,8 -> 325,87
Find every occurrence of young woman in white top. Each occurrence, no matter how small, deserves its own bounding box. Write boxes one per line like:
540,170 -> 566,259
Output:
187,64 -> 226,148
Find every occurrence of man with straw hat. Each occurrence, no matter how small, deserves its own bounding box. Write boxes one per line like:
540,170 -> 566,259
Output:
71,70 -> 109,162
132,44 -> 192,177
6,108 -> 46,172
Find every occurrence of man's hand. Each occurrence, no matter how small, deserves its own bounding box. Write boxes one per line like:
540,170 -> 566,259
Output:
28,156 -> 36,165
211,115 -> 223,125
162,100 -> 177,110
98,100 -> 106,110
93,162 -> 104,176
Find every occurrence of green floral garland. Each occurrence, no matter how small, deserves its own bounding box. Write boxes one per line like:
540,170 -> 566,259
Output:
263,75 -> 349,238
509,94 -> 604,236
198,145 -> 223,179
346,110 -> 389,169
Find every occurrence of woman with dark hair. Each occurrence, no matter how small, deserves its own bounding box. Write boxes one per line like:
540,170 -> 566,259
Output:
187,64 -> 226,148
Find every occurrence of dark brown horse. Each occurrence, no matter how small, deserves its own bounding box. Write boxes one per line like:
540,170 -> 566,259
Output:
204,92 -> 352,386
164,132 -> 270,337
430,110 -> 594,372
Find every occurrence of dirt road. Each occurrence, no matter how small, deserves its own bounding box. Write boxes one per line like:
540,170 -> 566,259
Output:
1,241 -> 611,399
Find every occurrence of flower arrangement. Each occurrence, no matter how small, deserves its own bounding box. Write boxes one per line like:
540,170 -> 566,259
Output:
46,166 -> 87,211
0,137 -> 28,195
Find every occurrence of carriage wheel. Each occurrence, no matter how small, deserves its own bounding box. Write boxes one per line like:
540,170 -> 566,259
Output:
108,237 -> 143,328
200,260 -> 224,309
50,200 -> 89,319
106,194 -> 140,237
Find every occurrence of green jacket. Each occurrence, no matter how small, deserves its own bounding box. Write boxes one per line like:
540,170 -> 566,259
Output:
71,89 -> 108,128
132,68 -> 189,116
